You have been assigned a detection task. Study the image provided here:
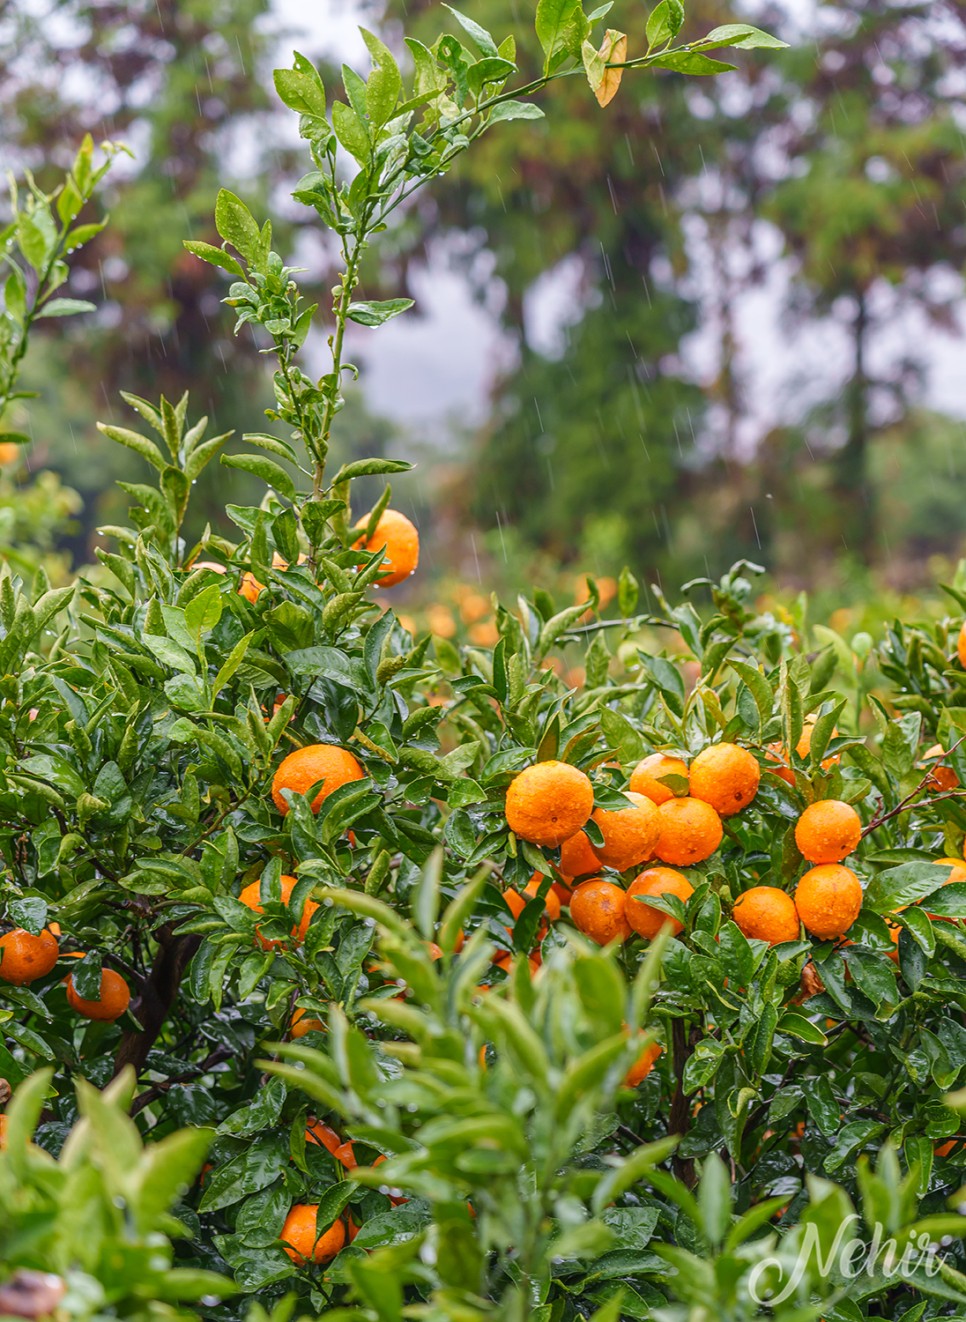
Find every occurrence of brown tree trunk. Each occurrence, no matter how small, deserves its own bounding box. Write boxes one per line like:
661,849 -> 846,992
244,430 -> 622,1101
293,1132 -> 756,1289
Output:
837,290 -> 875,559
113,927 -> 200,1078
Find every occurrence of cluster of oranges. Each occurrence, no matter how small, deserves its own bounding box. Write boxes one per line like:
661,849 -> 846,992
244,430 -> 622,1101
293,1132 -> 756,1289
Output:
0,927 -> 130,1021
503,743 -> 761,946
192,507 -> 420,604
501,739 -> 966,961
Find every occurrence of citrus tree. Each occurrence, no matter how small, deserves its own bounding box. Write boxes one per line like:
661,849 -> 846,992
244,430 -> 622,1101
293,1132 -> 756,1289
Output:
8,4 -> 966,1321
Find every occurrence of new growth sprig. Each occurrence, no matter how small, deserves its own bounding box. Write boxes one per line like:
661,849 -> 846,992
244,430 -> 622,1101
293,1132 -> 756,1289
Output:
183,0 -> 785,560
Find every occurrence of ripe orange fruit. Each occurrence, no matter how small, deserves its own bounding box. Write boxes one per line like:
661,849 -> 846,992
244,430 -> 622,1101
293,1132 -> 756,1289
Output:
689,743 -> 760,816
65,968 -> 130,1021
239,874 -> 318,947
732,886 -> 800,945
291,1006 -> 325,1037
624,1038 -> 662,1087
794,799 -> 862,864
794,864 -> 863,940
491,951 -> 542,976
0,928 -> 59,984
271,743 -> 365,815
280,1204 -> 346,1266
559,830 -> 601,880
0,442 -> 21,465
306,1119 -> 356,1168
504,760 -> 594,847
505,875 -> 562,926
589,792 -> 659,871
653,797 -> 722,865
768,718 -> 840,785
550,880 -> 573,907
569,879 -> 631,945
353,509 -> 419,587
628,752 -> 689,805
936,1138 -> 959,1157
923,746 -> 960,793
625,867 -> 693,939
958,621 -> 966,668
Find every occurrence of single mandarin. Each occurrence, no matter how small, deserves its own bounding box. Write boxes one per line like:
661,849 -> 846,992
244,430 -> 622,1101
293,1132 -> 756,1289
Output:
936,1139 -> 959,1158
569,879 -> 631,945
625,1039 -> 662,1088
794,864 -> 863,940
489,951 -> 542,982
732,886 -> 800,945
305,1119 -> 343,1156
794,800 -> 862,865
550,880 -> 573,907
653,797 -> 723,866
280,1204 -> 346,1266
768,719 -> 840,785
353,509 -> 419,587
689,743 -> 760,816
628,753 -> 689,805
0,442 -> 20,465
239,874 -> 318,947
291,1006 -> 325,1038
0,928 -> 59,985
923,746 -> 959,793
65,968 -> 130,1021
958,621 -> 966,668
559,830 -> 601,880
272,743 -> 364,815
624,867 -> 694,939
238,571 -> 265,603
590,792 -> 660,871
504,760 -> 594,847
504,875 -> 562,925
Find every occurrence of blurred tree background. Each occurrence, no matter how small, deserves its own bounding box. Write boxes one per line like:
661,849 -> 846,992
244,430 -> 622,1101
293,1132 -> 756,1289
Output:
2,0 -> 965,595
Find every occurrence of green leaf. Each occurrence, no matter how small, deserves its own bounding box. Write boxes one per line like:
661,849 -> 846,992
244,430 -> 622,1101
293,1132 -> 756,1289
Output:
198,1134 -> 291,1213
332,458 -> 413,485
652,51 -> 737,74
214,189 -> 261,265
779,1011 -> 828,1046
646,0 -> 685,48
183,240 -> 246,277
221,452 -> 297,501
863,862 -> 953,914
535,0 -> 582,61
332,100 -> 371,165
487,100 -> 546,124
696,23 -> 789,50
443,6 -> 500,56
96,422 -> 166,471
35,297 -> 96,318
273,60 -> 327,117
361,28 -> 403,127
346,298 -> 415,327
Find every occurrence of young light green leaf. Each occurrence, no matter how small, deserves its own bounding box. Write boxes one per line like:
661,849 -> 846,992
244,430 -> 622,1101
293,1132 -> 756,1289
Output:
646,0 -> 685,49
443,5 -> 500,56
346,298 -> 415,327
